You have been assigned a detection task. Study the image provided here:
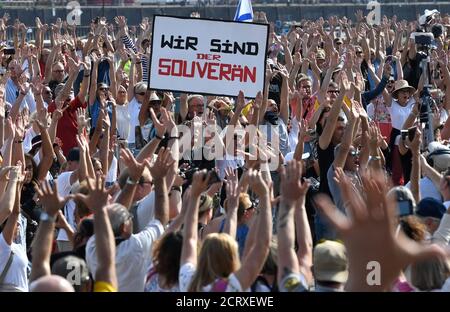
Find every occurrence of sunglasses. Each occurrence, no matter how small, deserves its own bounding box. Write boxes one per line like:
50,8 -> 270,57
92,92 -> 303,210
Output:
99,87 -> 109,91
136,92 -> 146,96
327,90 -> 340,94
349,150 -> 360,157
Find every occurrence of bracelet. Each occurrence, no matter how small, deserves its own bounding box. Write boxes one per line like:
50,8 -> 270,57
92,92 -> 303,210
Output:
84,74 -> 90,77
40,211 -> 56,223
369,155 -> 382,161
155,134 -> 164,140
167,136 -> 179,141
135,62 -> 142,64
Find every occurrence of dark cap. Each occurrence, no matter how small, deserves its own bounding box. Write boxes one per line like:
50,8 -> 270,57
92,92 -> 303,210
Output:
67,147 -> 80,162
431,24 -> 444,38
416,197 -> 446,220
31,135 -> 42,150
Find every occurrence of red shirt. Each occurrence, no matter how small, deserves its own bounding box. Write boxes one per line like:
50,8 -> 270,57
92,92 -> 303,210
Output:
48,96 -> 87,156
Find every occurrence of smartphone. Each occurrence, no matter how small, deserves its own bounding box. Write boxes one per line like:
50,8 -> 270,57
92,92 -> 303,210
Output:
3,47 -> 15,55
401,127 -> 417,141
397,199 -> 414,217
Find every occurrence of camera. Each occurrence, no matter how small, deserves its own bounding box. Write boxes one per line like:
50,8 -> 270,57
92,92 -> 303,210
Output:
401,126 -> 417,142
412,32 -> 434,46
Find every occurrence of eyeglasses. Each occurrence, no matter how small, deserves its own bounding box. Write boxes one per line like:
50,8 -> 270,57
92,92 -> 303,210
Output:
99,87 -> 109,91
388,80 -> 395,84
136,92 -> 146,96
301,85 -> 312,89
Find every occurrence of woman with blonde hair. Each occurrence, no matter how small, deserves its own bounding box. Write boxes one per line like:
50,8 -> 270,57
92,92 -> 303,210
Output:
179,168 -> 272,292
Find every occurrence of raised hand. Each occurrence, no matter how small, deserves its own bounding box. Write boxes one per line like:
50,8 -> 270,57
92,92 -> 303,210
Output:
149,107 -> 166,138
120,148 -> 150,182
148,147 -> 175,181
35,181 -> 71,217
190,169 -> 210,197
280,160 -> 309,204
74,175 -> 109,212
76,107 -> 90,129
314,169 -> 445,291
247,168 -> 269,197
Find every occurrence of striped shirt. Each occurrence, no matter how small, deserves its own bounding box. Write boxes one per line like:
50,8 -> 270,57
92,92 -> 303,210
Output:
121,35 -> 149,83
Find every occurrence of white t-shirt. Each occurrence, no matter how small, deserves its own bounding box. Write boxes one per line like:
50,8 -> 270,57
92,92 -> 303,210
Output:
388,98 -> 415,130
405,177 -> 442,202
127,97 -> 142,144
56,171 -> 76,242
135,191 -> 156,233
289,117 -> 299,153
179,262 -> 242,292
0,233 -> 29,292
106,156 -> 118,184
85,219 -> 164,292
23,127 -> 37,154
116,104 -> 131,141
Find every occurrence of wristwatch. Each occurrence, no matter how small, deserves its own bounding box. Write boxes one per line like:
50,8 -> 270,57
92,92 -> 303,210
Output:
40,211 -> 56,223
369,155 -> 382,161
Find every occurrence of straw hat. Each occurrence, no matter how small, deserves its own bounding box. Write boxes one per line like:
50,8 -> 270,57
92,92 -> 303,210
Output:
392,80 -> 416,99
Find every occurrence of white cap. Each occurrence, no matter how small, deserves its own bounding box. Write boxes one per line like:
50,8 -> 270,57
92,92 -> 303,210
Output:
419,9 -> 439,25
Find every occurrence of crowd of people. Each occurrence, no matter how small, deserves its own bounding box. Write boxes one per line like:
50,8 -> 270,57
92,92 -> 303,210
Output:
1,8 -> 450,293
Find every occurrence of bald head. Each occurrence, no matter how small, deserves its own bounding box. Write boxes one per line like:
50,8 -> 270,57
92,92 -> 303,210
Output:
30,275 -> 75,292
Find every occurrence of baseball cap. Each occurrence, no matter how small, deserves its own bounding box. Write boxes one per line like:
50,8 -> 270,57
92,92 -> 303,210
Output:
67,147 -> 80,162
313,240 -> 348,284
416,197 -> 446,220
31,135 -> 42,150
427,141 -> 450,172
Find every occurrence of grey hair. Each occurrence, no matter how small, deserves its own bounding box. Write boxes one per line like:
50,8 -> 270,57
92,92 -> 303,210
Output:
387,186 -> 417,208
107,203 -> 132,237
187,94 -> 204,105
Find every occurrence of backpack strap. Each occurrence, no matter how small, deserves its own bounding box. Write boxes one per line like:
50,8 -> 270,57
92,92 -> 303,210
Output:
145,267 -> 158,285
210,278 -> 228,292
0,251 -> 15,285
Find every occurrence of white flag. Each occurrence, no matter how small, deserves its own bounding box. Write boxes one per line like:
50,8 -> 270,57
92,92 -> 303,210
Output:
234,0 -> 253,22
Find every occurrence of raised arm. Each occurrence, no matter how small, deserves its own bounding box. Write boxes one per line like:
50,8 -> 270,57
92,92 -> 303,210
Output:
0,168 -> 20,236
277,161 -> 310,289
31,181 -> 71,282
318,75 -> 348,150
235,168 -> 272,290
180,170 -> 210,267
35,115 -> 55,181
279,69 -> 290,125
222,170 -> 239,239
409,128 -> 422,203
333,105 -> 358,169
75,175 -> 118,290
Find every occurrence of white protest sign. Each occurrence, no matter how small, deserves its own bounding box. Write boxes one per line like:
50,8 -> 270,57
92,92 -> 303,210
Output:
149,15 -> 269,98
